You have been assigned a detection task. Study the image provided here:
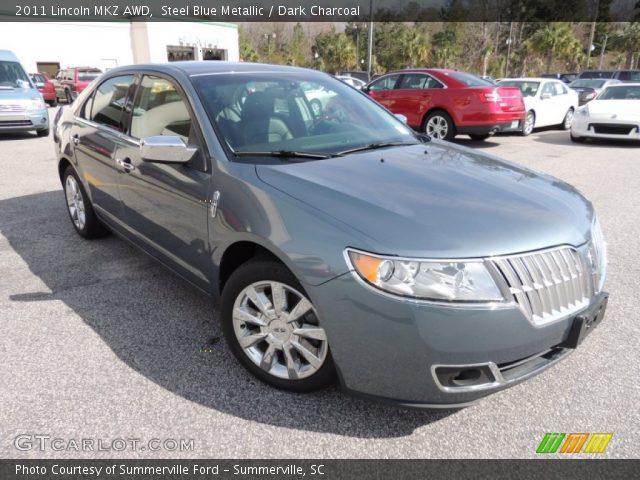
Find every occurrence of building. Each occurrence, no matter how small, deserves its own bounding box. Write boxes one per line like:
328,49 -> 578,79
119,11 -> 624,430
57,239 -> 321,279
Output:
0,21 -> 239,77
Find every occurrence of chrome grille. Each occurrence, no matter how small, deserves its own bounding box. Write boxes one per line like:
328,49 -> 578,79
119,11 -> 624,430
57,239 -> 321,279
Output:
492,247 -> 592,325
0,104 -> 27,113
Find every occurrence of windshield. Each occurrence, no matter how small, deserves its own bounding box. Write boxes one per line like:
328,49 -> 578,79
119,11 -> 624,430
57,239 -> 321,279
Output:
449,72 -> 493,87
78,70 -> 101,82
498,81 -> 540,97
191,72 -> 417,158
597,85 -> 640,100
570,79 -> 606,89
30,74 -> 45,84
0,61 -> 31,88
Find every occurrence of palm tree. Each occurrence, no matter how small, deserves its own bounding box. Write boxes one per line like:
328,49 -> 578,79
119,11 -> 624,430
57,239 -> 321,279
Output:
528,23 -> 581,73
405,29 -> 430,68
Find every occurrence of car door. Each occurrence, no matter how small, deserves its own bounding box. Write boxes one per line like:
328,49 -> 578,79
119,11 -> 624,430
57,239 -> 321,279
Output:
393,73 -> 444,128
536,81 -> 558,127
71,74 -> 137,223
115,73 -> 213,290
365,74 -> 402,111
552,81 -> 573,123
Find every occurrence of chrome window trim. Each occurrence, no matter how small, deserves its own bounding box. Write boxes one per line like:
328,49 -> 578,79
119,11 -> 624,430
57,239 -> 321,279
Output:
75,116 -> 140,146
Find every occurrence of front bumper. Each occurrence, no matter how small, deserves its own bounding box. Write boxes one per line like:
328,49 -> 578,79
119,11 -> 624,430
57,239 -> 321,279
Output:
572,116 -> 640,141
307,270 -> 606,407
0,109 -> 49,133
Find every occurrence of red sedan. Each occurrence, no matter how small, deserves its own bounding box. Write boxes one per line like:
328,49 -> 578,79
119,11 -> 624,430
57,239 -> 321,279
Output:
29,72 -> 57,107
364,69 -> 525,141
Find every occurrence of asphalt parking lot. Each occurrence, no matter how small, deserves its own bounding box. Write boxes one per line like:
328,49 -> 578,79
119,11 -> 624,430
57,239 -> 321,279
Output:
1,111 -> 639,459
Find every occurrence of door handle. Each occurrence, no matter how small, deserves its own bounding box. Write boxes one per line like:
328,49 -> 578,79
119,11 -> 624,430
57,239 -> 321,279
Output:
116,158 -> 135,172
71,134 -> 80,146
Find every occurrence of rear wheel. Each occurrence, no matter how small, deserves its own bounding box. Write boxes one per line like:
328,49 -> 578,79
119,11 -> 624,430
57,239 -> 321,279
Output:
63,166 -> 108,239
221,259 -> 336,392
561,108 -> 574,130
65,90 -> 73,104
423,110 -> 455,141
521,111 -> 535,136
48,98 -> 57,108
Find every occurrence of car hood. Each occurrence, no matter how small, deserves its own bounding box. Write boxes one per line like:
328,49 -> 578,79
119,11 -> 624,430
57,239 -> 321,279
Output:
255,143 -> 593,258
586,100 -> 640,118
0,87 -> 40,102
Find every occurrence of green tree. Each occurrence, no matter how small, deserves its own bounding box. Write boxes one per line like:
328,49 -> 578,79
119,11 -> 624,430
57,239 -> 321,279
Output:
315,31 -> 356,73
527,22 -> 582,73
287,23 -> 307,66
431,26 -> 460,68
238,26 -> 259,63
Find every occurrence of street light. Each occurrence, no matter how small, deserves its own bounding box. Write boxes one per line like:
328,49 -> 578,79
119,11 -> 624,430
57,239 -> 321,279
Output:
263,33 -> 276,63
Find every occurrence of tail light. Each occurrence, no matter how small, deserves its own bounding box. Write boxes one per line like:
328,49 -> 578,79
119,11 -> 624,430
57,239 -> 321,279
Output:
478,90 -> 502,102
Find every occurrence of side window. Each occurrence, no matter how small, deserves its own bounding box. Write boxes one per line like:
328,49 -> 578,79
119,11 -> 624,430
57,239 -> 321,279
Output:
90,75 -> 136,132
554,82 -> 567,95
541,82 -> 556,97
130,75 -> 192,140
398,74 -> 427,90
425,75 -> 445,89
131,75 -> 206,171
368,74 -> 400,91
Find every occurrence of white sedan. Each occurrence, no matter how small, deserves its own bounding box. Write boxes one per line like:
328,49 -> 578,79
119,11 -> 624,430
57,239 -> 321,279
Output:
571,83 -> 640,143
498,78 -> 579,135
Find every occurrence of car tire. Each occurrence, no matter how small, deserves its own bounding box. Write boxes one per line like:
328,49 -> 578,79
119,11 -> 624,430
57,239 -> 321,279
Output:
62,166 -> 108,239
561,108 -> 574,130
423,110 -> 456,141
48,98 -> 58,108
469,134 -> 490,141
220,259 -> 336,393
570,133 -> 586,143
521,111 -> 535,136
65,90 -> 74,104
36,128 -> 50,137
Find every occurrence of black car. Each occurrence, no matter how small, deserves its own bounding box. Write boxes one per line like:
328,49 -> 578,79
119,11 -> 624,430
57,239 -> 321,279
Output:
577,70 -> 640,82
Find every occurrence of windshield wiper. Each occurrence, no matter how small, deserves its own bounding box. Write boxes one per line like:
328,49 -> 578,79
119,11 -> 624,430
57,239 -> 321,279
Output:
233,150 -> 337,160
337,142 -> 420,156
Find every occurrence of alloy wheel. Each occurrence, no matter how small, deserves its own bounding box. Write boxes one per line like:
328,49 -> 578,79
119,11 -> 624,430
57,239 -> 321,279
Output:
232,281 -> 328,380
523,112 -> 535,135
65,175 -> 86,230
563,109 -> 574,129
425,115 -> 449,139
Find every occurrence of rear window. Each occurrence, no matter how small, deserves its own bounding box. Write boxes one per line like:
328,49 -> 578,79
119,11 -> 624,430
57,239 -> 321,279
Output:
30,74 -> 45,84
448,72 -> 493,87
570,79 -> 606,89
0,61 -> 31,88
78,70 -> 101,82
498,81 -> 540,97
616,71 -> 640,82
579,71 -> 614,79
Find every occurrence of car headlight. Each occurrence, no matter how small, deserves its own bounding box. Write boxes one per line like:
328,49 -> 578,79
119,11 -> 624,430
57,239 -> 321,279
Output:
578,105 -> 589,117
587,215 -> 607,293
345,249 -> 504,302
28,95 -> 45,110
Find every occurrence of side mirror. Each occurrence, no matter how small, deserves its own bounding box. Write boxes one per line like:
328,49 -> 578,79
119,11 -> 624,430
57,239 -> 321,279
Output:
140,136 -> 197,164
394,113 -> 408,124
361,85 -> 370,93
541,92 -> 552,100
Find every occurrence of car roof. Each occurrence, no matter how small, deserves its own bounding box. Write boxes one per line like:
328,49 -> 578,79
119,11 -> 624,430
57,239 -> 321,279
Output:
602,82 -> 640,87
499,78 -> 558,82
100,61 -> 330,80
0,49 -> 20,62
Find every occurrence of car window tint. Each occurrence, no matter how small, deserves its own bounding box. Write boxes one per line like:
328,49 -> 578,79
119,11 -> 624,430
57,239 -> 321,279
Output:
398,74 -> 427,89
130,75 -> 192,141
554,82 -> 567,95
90,75 -> 136,132
542,82 -> 556,96
368,75 -> 400,91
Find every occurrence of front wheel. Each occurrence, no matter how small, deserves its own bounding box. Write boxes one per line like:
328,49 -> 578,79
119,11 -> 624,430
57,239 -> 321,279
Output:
220,260 -> 336,392
65,90 -> 74,104
561,108 -> 574,130
423,111 -> 455,141
521,111 -> 535,136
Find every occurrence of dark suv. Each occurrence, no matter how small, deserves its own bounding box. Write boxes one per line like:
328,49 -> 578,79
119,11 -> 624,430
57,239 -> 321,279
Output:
578,70 -> 640,82
52,67 -> 102,104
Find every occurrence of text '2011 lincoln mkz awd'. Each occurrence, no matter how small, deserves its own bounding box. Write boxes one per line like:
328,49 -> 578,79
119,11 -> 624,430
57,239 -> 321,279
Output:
53,62 -> 608,407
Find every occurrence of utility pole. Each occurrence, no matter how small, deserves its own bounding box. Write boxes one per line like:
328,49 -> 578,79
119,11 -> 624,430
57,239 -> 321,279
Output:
586,21 -> 596,69
367,0 -> 374,80
598,34 -> 608,69
505,21 -> 514,78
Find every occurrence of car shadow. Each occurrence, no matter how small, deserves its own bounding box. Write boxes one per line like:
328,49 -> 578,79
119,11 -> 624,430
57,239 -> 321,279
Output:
0,132 -> 39,141
532,130 -> 640,148
0,190 -> 457,438
453,137 -> 501,149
